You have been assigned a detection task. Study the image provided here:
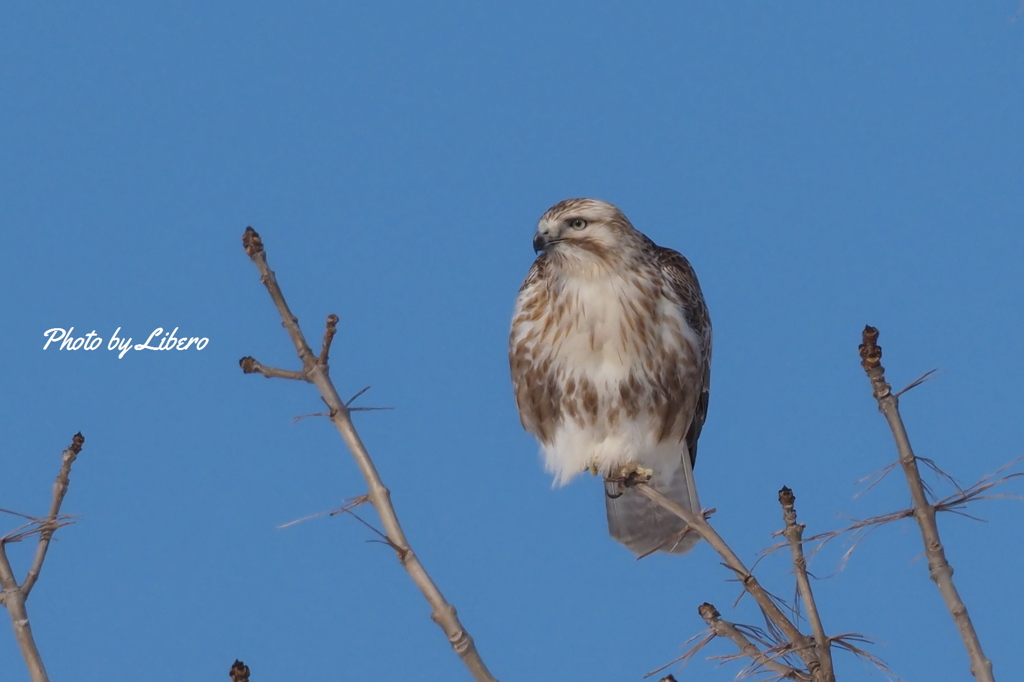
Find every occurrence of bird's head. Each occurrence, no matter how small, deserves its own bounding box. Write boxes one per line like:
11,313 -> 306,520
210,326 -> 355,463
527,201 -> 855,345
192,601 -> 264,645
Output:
533,199 -> 641,264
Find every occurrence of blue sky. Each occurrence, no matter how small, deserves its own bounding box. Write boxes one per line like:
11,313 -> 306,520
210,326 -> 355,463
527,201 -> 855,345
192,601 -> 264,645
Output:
2,3 -> 1022,681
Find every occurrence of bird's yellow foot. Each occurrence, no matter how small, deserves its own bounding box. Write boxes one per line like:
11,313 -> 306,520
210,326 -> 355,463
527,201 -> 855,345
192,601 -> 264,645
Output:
605,462 -> 653,485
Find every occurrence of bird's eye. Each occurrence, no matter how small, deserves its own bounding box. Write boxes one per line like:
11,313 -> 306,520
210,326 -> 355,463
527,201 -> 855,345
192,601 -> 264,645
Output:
569,218 -> 588,230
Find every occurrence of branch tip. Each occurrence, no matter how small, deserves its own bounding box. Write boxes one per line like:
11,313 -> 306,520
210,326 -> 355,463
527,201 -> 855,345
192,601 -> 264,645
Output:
241,227 -> 264,257
698,602 -> 720,620
229,659 -> 251,682
319,314 -> 339,364
859,325 -> 882,370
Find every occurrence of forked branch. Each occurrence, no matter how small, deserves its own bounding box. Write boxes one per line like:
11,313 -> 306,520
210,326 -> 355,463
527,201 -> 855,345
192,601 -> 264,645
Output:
698,602 -> 812,681
628,481 -> 831,682
0,432 -> 85,682
859,325 -> 994,682
239,227 -> 497,682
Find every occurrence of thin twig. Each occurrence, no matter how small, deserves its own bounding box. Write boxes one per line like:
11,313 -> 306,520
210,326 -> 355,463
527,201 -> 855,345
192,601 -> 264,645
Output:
292,412 -> 331,424
239,356 -> 308,381
319,314 -> 339,365
894,369 -> 940,398
766,458 -> 1021,577
644,630 -> 716,678
859,325 -> 995,682
0,433 -> 85,682
829,633 -> 901,681
240,227 -> 497,682
778,487 -> 833,681
2,517 -> 77,545
698,602 -> 812,681
277,495 -> 370,530
346,385 -> 372,406
852,461 -> 899,499
0,508 -> 39,522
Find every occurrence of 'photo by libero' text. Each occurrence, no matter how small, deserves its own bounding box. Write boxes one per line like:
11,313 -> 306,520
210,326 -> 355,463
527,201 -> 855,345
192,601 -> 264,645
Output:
42,327 -> 209,359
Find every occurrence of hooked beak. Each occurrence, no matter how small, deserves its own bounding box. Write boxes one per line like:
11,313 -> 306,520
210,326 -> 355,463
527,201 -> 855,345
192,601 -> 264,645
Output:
533,232 -> 562,254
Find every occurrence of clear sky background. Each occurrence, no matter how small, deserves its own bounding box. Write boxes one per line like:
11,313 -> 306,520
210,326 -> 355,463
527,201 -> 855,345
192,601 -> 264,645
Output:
2,3 -> 1022,681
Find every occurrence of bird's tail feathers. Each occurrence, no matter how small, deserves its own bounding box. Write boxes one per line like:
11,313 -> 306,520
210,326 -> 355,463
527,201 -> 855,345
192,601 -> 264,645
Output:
604,448 -> 700,556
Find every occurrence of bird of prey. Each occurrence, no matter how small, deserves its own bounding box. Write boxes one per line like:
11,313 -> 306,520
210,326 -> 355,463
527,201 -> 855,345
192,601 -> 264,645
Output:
509,198 -> 711,556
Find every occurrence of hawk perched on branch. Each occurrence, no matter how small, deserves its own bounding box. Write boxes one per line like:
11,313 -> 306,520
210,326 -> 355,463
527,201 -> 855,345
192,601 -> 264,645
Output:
509,199 -> 711,556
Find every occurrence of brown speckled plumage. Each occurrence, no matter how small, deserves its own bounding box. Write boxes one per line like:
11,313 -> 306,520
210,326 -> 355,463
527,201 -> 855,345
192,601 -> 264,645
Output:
509,198 -> 711,556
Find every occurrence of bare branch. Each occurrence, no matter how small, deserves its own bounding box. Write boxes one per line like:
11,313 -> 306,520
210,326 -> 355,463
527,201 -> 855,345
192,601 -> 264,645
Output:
238,356 -> 308,381
21,432 -> 84,597
239,227 -> 497,682
627,481 -> 827,681
318,313 -> 339,365
778,487 -> 833,681
859,325 -> 994,682
0,574 -> 47,682
0,433 -> 85,682
698,602 -> 812,682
